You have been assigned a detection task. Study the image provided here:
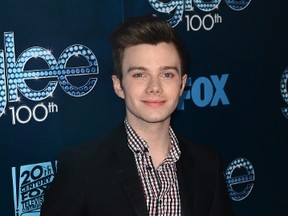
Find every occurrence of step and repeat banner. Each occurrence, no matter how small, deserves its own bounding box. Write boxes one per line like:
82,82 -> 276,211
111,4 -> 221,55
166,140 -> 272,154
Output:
0,0 -> 287,215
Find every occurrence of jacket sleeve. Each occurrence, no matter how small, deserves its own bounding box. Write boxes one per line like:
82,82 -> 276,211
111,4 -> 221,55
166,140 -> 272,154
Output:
40,149 -> 86,216
209,156 -> 234,216
177,137 -> 234,216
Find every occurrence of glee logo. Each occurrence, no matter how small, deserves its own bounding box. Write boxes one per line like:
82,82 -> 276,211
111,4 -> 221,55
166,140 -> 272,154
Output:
280,67 -> 288,119
225,158 -> 255,201
0,32 -> 99,119
148,0 -> 252,30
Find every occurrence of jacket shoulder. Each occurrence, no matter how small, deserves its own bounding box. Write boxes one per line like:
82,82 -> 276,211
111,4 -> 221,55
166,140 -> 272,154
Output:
177,136 -> 225,178
178,136 -> 221,162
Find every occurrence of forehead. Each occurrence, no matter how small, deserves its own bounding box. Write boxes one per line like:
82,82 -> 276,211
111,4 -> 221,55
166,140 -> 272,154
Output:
122,42 -> 181,68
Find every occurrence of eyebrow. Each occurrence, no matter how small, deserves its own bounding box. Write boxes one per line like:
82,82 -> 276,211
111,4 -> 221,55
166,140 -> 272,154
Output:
160,66 -> 179,73
127,66 -> 179,73
127,66 -> 147,73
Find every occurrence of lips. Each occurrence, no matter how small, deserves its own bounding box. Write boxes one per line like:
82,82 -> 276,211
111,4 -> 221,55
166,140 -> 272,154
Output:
142,99 -> 166,107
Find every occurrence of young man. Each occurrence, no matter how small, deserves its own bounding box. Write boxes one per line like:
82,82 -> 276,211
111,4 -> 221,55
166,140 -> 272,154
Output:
41,15 -> 233,216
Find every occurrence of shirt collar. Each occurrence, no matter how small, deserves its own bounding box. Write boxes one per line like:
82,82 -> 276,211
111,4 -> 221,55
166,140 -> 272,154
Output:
124,119 -> 181,163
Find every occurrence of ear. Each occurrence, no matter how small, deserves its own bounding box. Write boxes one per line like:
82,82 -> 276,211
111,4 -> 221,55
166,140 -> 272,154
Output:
179,74 -> 187,96
112,75 -> 125,99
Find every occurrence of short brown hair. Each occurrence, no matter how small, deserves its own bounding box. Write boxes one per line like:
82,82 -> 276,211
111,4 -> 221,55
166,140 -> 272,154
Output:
110,15 -> 187,80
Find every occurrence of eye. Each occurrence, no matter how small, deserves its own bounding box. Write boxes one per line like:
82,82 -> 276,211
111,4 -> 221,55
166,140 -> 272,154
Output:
162,72 -> 175,78
132,72 -> 145,78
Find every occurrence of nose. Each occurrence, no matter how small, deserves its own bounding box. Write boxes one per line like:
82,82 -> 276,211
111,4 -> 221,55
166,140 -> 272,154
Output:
146,76 -> 162,95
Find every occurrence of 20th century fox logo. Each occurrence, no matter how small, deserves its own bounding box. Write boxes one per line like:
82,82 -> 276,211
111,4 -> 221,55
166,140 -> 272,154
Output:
12,162 -> 57,216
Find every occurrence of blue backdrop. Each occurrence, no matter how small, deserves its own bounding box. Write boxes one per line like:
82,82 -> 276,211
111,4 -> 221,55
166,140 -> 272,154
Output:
0,0 -> 287,215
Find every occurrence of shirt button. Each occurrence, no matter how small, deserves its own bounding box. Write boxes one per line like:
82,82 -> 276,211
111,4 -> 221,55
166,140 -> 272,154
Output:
146,165 -> 152,171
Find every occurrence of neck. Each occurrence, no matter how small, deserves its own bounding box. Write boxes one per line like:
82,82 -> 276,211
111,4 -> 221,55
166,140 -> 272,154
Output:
126,117 -> 172,168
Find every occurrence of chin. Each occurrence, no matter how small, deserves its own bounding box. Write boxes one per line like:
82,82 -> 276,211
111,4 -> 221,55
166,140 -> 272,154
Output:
142,115 -> 170,124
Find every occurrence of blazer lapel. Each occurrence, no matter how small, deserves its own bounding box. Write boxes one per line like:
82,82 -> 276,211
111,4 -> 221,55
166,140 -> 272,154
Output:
110,125 -> 148,216
177,140 -> 196,216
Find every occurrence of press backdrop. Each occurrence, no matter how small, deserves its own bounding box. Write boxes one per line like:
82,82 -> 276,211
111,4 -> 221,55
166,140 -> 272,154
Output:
0,0 -> 287,215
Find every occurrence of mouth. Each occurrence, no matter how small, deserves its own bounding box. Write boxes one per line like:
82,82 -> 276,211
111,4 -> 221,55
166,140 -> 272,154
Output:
142,100 -> 166,107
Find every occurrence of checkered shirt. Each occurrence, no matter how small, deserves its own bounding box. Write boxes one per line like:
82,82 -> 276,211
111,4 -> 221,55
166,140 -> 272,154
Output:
125,120 -> 181,215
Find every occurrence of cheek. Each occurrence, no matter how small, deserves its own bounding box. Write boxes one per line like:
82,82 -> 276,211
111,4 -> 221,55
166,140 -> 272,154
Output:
172,90 -> 183,104
123,81 -> 144,94
122,85 -> 137,101
167,83 -> 182,94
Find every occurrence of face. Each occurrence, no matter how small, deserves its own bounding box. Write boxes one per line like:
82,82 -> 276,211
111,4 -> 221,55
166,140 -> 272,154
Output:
112,42 -> 187,126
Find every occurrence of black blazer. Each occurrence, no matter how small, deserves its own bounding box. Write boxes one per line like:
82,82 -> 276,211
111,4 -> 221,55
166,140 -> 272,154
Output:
41,124 -> 233,216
